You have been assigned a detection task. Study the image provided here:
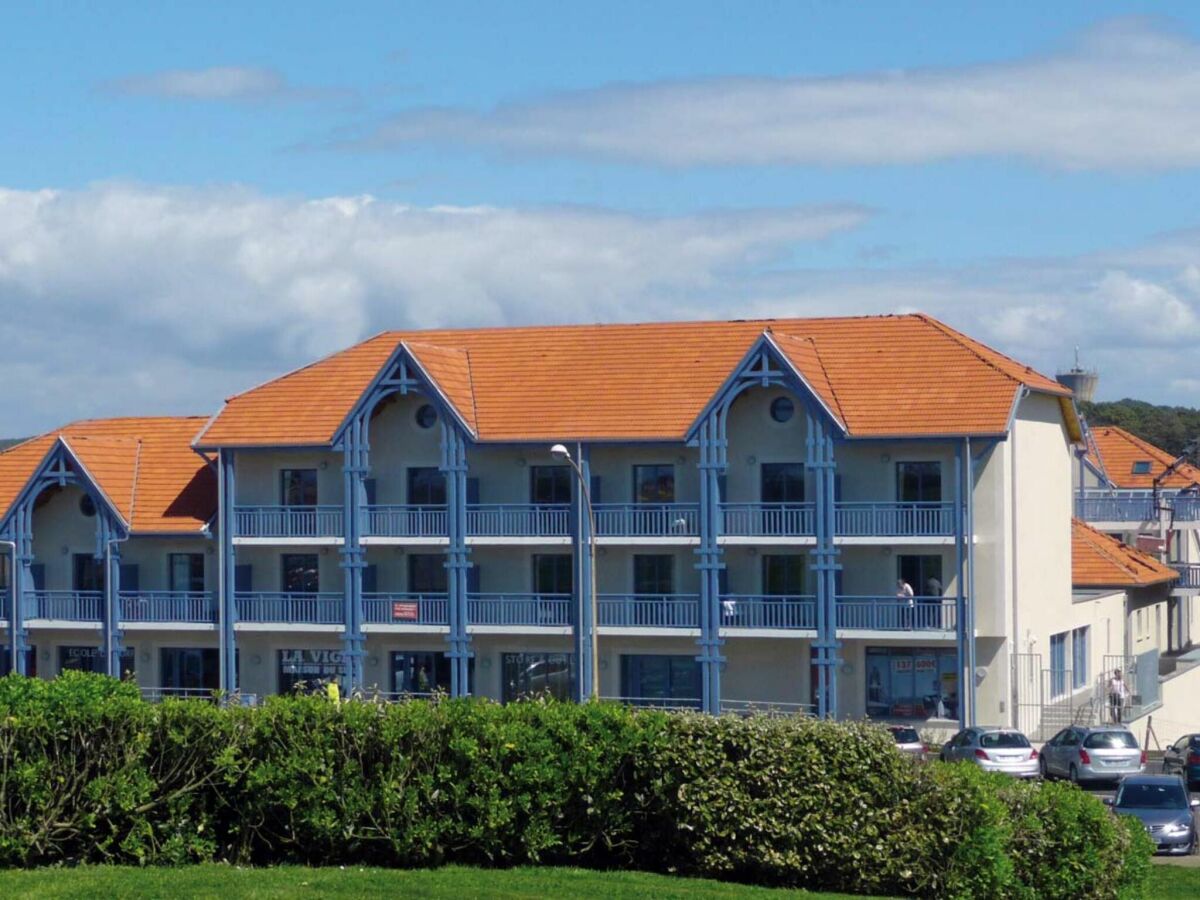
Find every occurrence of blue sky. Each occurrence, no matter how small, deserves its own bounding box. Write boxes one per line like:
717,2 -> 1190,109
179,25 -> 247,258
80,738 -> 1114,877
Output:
1,3 -> 1199,431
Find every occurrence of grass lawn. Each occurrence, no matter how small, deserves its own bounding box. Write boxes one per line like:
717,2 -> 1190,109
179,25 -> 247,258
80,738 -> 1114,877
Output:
0,862 -> 1194,898
0,864 -> 877,899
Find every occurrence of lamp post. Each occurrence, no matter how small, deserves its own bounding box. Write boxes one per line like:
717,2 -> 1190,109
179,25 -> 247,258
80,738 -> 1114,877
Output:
551,443 -> 600,701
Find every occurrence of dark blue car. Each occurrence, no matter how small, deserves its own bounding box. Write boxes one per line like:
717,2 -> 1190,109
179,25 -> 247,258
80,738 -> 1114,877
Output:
1163,734 -> 1200,789
1105,775 -> 1199,856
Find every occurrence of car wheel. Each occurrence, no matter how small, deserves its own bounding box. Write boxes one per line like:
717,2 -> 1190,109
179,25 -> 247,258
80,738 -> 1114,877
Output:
1039,757 -> 1049,780
1068,764 -> 1079,785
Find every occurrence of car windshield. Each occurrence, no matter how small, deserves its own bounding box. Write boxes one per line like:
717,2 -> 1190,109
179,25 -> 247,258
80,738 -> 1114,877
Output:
890,727 -> 920,743
979,732 -> 1030,749
1084,732 -> 1138,750
1117,783 -> 1188,810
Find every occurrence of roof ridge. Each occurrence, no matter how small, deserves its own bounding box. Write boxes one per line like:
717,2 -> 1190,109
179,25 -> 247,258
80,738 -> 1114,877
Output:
773,330 -> 848,426
220,331 -> 397,405
914,313 -> 1064,393
128,438 -> 143,524
463,347 -> 480,430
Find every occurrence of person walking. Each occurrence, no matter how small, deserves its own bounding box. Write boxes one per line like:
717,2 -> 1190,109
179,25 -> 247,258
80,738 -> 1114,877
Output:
896,579 -> 915,629
1107,668 -> 1128,724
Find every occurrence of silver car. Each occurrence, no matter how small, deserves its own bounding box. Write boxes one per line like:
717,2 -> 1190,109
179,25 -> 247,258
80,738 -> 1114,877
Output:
887,725 -> 928,761
1039,725 -> 1146,784
940,726 -> 1040,778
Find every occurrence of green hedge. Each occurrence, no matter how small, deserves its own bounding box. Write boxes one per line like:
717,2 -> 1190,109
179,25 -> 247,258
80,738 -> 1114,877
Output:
0,673 -> 1151,897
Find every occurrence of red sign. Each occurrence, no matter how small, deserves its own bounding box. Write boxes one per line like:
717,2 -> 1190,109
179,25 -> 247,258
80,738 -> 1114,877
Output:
392,602 -> 419,622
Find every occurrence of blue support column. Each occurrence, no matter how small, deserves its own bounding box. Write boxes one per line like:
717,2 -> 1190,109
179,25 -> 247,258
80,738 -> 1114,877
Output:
695,412 -> 726,714
10,505 -> 32,675
807,411 -> 841,718
571,443 -> 595,703
340,415 -> 368,693
217,450 -> 238,694
441,421 -> 471,696
99,510 -> 125,678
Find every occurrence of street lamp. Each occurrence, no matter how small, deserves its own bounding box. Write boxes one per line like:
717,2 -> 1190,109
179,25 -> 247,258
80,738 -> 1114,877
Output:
551,443 -> 600,701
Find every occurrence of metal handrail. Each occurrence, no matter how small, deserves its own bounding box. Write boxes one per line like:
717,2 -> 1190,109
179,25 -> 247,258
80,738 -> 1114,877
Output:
594,503 -> 700,537
466,504 -> 571,536
363,504 -> 448,537
719,502 -> 815,536
833,501 -> 956,536
835,595 -> 957,631
234,592 -> 344,624
719,594 -> 816,629
362,593 -> 449,625
467,593 -> 572,626
234,505 -> 344,537
119,590 -> 217,623
597,593 -> 700,628
29,590 -> 103,620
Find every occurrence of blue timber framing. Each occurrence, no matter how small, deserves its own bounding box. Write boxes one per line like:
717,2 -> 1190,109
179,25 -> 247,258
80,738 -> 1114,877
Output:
570,442 -> 595,703
217,450 -> 238,694
330,343 -> 475,696
687,332 -> 845,716
0,439 -> 128,676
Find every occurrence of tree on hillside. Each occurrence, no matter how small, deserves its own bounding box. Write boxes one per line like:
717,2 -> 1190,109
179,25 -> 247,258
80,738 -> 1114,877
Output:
1080,399 -> 1200,458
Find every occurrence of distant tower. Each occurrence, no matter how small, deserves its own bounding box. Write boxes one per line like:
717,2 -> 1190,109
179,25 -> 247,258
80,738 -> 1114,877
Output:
1056,346 -> 1099,402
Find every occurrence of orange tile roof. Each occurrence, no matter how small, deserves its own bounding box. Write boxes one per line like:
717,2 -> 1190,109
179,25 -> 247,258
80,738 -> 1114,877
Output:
196,313 -> 1074,448
1071,519 -> 1180,588
0,417 -> 214,535
1086,426 -> 1200,490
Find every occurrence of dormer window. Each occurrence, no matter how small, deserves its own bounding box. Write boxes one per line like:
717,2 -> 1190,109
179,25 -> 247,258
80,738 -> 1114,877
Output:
1131,461 -> 1152,475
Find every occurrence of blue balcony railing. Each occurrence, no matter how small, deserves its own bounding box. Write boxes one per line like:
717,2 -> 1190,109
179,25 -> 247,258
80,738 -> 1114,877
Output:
720,595 -> 815,629
1174,564 -> 1200,590
1174,496 -> 1200,521
594,503 -> 700,537
1075,493 -> 1157,522
120,591 -> 217,624
364,505 -> 447,538
597,594 -> 700,628
835,596 -> 956,631
720,503 -> 815,536
467,504 -> 571,537
834,502 -> 955,537
234,505 -> 343,538
29,590 -> 103,621
468,593 -> 571,626
362,593 -> 449,625
235,592 -> 344,625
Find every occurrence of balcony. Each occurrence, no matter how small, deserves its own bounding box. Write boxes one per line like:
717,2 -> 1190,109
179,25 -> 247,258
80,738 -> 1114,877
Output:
594,503 -> 700,538
1171,496 -> 1200,522
598,593 -> 700,628
364,505 -> 447,538
468,593 -> 571,627
363,593 -> 449,626
234,505 -> 343,539
1075,492 -> 1157,523
835,596 -> 957,632
28,590 -> 103,621
120,591 -> 217,624
467,504 -> 571,538
721,503 -> 814,537
235,592 -> 344,625
1174,564 -> 1200,591
720,595 -> 815,629
833,502 -> 955,537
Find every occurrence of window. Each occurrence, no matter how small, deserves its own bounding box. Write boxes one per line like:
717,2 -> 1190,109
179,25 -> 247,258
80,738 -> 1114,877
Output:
502,652 -> 573,702
280,469 -> 318,506
160,648 -> 220,694
409,554 -> 447,594
633,555 -> 674,595
281,554 -> 319,594
633,464 -> 675,503
1084,731 -> 1138,750
864,647 -> 957,720
762,555 -> 806,596
79,494 -> 96,517
769,396 -> 795,423
620,655 -> 701,708
1131,460 -> 1152,475
278,649 -> 344,694
0,647 -> 36,677
1071,626 -> 1089,690
390,651 -> 473,695
0,554 -> 8,591
169,554 -> 205,593
530,465 -> 572,505
761,463 -> 805,503
415,404 -> 438,429
407,467 -> 446,506
73,553 -> 104,592
59,645 -> 134,678
898,555 -> 944,596
897,461 -> 942,503
532,554 -> 572,596
1050,632 -> 1068,699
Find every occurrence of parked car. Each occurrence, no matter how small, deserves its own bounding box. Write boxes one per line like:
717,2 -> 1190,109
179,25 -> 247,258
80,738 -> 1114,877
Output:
1038,725 -> 1146,784
1162,734 -> 1200,789
940,726 -> 1039,778
887,725 -> 928,761
1104,774 -> 1199,856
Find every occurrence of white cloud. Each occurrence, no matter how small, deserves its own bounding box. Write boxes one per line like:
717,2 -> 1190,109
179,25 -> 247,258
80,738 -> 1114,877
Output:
361,18 -> 1200,170
104,66 -> 337,103
0,183 -> 865,432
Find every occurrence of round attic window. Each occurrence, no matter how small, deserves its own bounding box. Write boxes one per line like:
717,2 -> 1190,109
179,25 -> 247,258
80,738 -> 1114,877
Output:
415,404 -> 438,429
79,495 -> 96,518
769,396 -> 795,424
